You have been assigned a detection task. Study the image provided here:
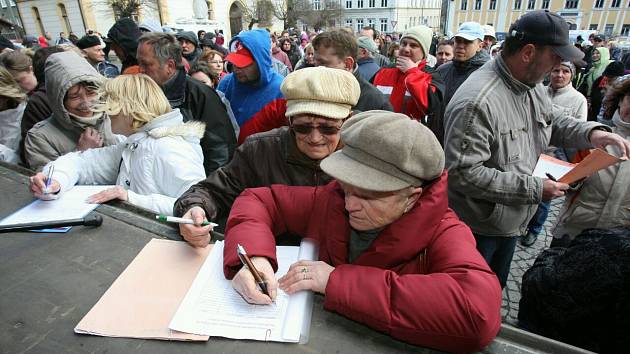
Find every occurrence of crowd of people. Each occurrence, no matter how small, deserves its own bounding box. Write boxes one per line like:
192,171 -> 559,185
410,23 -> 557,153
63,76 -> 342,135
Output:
2,9 -> 630,353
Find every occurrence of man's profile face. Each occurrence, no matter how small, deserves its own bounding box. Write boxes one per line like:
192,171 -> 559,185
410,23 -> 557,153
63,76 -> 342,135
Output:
83,45 -> 105,63
179,39 -> 196,55
137,42 -> 173,85
233,61 -> 260,84
314,46 -> 349,71
525,46 -> 562,85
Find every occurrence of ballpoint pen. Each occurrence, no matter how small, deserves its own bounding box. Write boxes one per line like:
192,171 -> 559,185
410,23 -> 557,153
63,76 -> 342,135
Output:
155,215 -> 218,227
44,165 -> 55,194
237,243 -> 270,297
545,173 -> 557,182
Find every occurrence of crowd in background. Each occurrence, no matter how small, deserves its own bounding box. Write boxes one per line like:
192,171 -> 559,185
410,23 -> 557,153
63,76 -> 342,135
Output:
2,10 -> 630,354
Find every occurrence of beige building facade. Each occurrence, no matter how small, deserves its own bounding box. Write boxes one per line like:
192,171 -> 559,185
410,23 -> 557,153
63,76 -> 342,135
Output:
445,0 -> 630,37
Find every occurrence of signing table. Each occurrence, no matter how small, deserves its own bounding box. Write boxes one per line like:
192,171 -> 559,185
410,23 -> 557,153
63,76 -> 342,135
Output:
0,163 -> 593,354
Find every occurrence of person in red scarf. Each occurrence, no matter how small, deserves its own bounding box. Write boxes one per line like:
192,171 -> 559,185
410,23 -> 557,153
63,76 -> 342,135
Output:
373,25 -> 445,143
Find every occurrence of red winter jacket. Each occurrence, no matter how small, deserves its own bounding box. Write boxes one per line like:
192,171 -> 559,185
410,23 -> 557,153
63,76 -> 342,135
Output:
223,171 -> 502,353
372,61 -> 446,143
237,98 -> 287,145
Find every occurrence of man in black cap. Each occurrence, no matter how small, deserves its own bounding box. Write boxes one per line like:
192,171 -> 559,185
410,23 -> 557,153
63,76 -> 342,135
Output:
175,31 -> 202,66
105,17 -> 142,74
592,34 -> 606,48
77,35 -> 120,78
444,10 -> 630,288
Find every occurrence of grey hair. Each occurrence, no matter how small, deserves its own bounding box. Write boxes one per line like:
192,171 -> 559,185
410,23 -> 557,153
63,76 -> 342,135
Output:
138,32 -> 183,69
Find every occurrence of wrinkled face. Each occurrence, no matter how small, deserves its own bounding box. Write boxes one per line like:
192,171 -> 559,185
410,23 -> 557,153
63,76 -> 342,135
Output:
620,94 -> 630,123
137,42 -> 173,85
179,39 -> 196,55
453,37 -> 482,62
398,37 -> 424,62
207,54 -> 223,74
305,47 -> 315,64
314,46 -> 347,70
550,64 -> 572,90
436,44 -> 454,65
13,69 -> 37,92
233,61 -> 259,84
291,114 -> 342,160
64,84 -> 97,118
191,71 -> 213,88
524,45 -> 562,85
592,49 -> 601,62
340,182 -> 417,231
83,45 -> 105,63
483,36 -> 495,48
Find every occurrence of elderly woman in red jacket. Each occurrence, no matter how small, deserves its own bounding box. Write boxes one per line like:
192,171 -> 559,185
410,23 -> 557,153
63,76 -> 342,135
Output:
223,111 -> 502,353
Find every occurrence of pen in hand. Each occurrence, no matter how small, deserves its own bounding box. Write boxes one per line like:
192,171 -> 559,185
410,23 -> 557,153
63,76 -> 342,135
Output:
44,165 -> 55,194
237,244 -> 270,297
545,173 -> 557,182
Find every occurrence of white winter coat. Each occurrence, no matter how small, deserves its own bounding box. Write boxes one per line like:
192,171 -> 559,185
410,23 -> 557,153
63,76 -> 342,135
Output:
45,109 -> 206,215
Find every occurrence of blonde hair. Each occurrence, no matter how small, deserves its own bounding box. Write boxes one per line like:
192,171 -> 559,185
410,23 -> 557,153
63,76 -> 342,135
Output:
0,66 -> 27,104
93,74 -> 171,131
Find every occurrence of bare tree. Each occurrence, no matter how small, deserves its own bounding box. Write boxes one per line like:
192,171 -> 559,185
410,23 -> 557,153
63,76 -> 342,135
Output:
272,0 -> 298,29
294,0 -> 341,31
95,0 -> 157,20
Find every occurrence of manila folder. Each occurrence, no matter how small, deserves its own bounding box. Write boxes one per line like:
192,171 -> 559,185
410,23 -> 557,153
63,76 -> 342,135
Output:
74,239 -> 211,341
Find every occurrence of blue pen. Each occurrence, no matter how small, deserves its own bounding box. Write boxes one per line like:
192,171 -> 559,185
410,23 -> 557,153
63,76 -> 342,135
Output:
44,165 -> 54,194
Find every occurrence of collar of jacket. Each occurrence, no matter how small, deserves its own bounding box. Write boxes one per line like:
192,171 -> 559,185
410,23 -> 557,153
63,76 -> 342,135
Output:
547,83 -> 574,97
357,57 -> 375,65
283,127 -> 325,171
161,69 -> 187,108
495,54 -> 534,94
453,50 -> 490,72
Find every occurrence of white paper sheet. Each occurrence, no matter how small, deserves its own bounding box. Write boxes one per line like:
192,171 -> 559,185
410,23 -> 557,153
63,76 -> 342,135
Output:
0,185 -> 114,226
169,240 -> 316,342
532,154 -> 575,180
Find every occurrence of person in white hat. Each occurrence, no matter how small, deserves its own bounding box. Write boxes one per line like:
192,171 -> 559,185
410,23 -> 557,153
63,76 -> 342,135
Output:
222,110 -> 502,353
175,66 -> 361,246
482,24 -> 497,52
372,25 -> 446,143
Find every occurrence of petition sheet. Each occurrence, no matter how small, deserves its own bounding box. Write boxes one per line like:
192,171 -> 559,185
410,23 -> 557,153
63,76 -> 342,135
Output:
169,241 -> 301,342
0,185 -> 114,226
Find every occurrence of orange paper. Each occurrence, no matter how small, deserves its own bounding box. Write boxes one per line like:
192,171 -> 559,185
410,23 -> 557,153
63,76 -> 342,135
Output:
75,239 -> 212,341
558,148 -> 624,184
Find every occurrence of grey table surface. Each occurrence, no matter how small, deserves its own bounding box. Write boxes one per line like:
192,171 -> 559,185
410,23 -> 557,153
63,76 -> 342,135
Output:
0,163 -> 594,354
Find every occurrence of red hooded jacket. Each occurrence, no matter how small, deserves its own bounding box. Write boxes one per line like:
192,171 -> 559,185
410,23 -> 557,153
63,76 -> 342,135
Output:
223,171 -> 502,353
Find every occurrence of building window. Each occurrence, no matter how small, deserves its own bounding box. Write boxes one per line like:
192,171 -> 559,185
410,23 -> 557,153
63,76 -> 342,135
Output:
514,0 -> 522,9
489,0 -> 496,9
357,0 -> 363,7
32,6 -> 45,35
475,0 -> 482,9
369,0 -> 375,6
461,0 -> 467,10
527,0 -> 535,8
1,0 -> 6,9
622,24 -> 630,35
380,18 -> 387,32
589,24 -> 598,30
57,3 -> 73,34
368,18 -> 375,28
605,23 -> 614,34
611,0 -> 621,7
346,0 -> 352,8
314,0 -> 321,10
346,18 -> 353,27
381,0 -> 388,6
565,0 -> 578,8
542,0 -> 549,7
356,19 -> 364,31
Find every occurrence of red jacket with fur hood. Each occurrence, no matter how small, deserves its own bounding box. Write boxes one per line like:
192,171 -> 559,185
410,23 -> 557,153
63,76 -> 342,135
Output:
223,171 -> 501,353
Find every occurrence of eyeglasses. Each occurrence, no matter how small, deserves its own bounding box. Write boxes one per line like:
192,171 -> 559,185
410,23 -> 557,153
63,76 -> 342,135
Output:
291,124 -> 341,135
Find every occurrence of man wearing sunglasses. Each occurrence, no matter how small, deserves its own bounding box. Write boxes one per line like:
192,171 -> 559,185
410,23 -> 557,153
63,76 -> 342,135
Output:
174,66 -> 361,247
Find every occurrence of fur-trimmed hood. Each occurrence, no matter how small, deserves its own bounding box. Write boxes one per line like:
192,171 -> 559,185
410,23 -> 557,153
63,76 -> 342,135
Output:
138,109 -> 205,140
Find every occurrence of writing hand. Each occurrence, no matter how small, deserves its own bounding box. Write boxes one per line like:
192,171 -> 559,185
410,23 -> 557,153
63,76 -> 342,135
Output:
180,206 -> 213,248
29,172 -> 61,200
542,178 -> 570,201
232,256 -> 277,305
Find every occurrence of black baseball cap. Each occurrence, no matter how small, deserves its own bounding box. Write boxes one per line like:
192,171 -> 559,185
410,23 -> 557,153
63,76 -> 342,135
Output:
508,10 -> 584,64
593,34 -> 606,42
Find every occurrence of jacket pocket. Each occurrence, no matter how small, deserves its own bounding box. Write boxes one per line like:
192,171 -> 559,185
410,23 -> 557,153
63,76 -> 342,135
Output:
497,127 -> 527,167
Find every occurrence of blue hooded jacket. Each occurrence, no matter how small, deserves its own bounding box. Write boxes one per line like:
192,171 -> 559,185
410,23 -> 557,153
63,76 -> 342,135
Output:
217,29 -> 284,127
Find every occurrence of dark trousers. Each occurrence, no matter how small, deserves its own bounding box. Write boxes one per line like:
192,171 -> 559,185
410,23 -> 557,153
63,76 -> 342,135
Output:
526,201 -> 550,235
474,234 -> 517,288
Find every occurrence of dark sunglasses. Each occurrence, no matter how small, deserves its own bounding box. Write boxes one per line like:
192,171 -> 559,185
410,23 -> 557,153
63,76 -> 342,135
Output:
291,124 -> 341,135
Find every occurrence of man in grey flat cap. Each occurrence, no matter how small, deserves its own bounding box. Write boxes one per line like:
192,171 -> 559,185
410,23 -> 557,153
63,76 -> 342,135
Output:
221,110 -> 502,353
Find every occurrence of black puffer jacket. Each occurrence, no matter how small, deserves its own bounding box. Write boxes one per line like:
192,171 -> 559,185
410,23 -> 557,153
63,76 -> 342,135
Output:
518,227 -> 630,354
437,50 -> 490,108
174,127 -> 332,221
